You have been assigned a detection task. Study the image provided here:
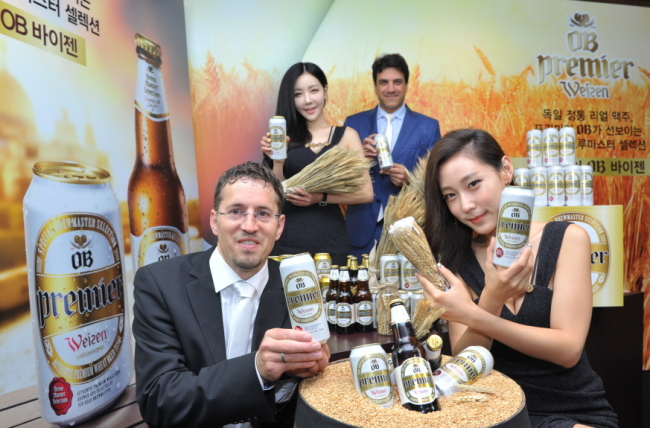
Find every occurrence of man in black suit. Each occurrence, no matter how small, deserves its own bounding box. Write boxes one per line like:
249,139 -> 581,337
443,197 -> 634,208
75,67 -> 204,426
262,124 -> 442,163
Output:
133,162 -> 330,428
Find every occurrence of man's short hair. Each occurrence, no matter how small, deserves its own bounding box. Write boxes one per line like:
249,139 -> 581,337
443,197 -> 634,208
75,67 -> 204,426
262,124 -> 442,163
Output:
372,53 -> 410,84
213,162 -> 285,212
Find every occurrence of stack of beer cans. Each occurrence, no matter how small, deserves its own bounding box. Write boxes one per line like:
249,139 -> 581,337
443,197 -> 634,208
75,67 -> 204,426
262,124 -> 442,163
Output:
379,253 -> 423,321
516,127 -> 594,207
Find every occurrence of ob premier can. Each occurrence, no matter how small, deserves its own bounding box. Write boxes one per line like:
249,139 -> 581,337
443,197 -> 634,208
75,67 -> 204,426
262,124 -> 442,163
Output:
269,116 -> 287,160
349,344 -> 394,408
526,129 -> 543,167
580,165 -> 594,206
542,127 -> 559,166
530,167 -> 548,207
23,162 -> 133,425
547,165 -> 565,207
564,165 -> 582,206
410,290 -> 424,320
433,346 -> 494,398
380,254 -> 400,284
559,127 -> 576,166
374,133 -> 394,170
513,168 -> 530,188
279,253 -> 330,343
493,186 -> 535,267
314,253 -> 332,280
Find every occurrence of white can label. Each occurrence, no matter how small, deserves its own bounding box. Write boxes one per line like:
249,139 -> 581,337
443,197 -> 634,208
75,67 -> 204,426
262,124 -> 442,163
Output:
396,357 -> 436,405
131,225 -> 189,269
494,201 -> 532,266
355,353 -> 393,406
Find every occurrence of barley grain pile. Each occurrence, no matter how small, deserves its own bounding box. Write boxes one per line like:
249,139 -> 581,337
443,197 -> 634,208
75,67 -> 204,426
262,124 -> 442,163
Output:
300,358 -> 524,428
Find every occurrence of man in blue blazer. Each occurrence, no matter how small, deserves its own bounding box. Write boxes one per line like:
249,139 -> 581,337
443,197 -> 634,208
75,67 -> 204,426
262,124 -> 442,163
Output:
344,54 -> 441,257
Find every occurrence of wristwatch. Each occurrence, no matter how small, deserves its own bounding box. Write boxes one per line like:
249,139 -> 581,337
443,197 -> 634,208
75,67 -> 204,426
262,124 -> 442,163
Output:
319,193 -> 328,206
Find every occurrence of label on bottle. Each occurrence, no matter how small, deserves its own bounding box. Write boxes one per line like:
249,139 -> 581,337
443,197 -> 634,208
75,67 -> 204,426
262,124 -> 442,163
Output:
131,225 -> 189,270
390,304 -> 410,324
327,301 -> 337,324
356,301 -> 373,326
355,353 -> 393,407
336,302 -> 354,327
135,57 -> 169,121
395,357 -> 436,405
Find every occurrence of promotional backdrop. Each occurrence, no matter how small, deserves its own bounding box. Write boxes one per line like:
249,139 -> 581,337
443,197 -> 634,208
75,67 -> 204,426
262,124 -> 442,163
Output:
184,0 -> 650,365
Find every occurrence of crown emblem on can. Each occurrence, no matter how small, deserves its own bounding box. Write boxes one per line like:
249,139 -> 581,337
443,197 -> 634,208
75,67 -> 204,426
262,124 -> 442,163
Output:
158,243 -> 169,254
71,234 -> 90,249
570,13 -> 594,27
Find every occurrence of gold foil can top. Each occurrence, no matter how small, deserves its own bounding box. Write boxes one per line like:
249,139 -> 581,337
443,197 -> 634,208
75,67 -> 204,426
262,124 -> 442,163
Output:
352,343 -> 381,350
33,161 -> 111,184
135,33 -> 162,59
272,115 -> 285,119
319,277 -> 330,287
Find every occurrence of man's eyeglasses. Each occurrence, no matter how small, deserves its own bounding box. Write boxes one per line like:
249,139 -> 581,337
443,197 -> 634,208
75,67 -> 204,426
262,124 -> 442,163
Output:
218,209 -> 280,223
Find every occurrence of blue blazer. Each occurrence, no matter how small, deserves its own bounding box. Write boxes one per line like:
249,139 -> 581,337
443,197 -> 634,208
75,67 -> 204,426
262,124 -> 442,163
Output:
343,105 -> 441,248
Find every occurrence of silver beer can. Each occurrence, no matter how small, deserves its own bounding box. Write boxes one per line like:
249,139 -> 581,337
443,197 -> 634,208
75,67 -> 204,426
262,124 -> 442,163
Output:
380,254 -> 400,284
374,133 -> 393,170
563,165 -> 582,206
349,344 -> 394,408
400,256 -> 421,290
542,128 -> 560,166
559,127 -> 576,166
513,168 -> 530,188
269,116 -> 287,160
280,253 -> 330,343
547,166 -> 565,207
314,253 -> 331,280
410,290 -> 425,320
526,129 -> 543,168
530,167 -> 548,207
23,162 -> 134,425
493,186 -> 535,267
580,165 -> 594,206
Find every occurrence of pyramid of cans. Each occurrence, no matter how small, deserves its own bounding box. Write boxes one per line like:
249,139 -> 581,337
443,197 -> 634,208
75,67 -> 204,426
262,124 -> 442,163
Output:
515,127 -> 594,207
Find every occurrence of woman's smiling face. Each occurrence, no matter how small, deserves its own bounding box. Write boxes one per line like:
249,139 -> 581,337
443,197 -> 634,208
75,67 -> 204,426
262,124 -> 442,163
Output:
294,72 -> 326,122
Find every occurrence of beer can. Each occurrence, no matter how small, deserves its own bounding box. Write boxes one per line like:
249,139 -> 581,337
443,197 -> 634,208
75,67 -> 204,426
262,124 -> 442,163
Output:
526,129 -> 543,168
398,289 -> 411,316
580,165 -> 594,206
530,167 -> 548,207
433,346 -> 494,398
410,290 -> 425,320
542,128 -> 559,166
513,168 -> 530,188
559,127 -> 576,166
319,276 -> 330,300
374,133 -> 393,170
314,253 -> 332,280
269,116 -> 287,160
563,165 -> 582,206
380,254 -> 400,284
349,344 -> 394,408
279,253 -> 330,343
493,186 -> 535,267
400,256 -> 421,290
23,162 -> 134,425
547,166 -> 565,207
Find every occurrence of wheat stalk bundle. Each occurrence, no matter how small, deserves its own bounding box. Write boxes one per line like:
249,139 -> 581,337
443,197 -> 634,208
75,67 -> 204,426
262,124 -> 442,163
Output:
455,384 -> 497,394
282,146 -> 372,195
412,300 -> 446,340
388,216 -> 448,291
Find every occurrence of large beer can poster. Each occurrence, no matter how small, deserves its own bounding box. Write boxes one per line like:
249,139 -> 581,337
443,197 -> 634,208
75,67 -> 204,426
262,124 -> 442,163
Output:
0,0 -> 200,399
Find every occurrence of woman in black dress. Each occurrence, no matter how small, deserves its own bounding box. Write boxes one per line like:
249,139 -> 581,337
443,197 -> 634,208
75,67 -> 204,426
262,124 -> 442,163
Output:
260,62 -> 372,265
420,129 -> 617,428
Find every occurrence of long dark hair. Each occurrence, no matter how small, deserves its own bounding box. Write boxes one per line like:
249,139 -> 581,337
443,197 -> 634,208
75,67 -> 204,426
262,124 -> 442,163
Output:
423,129 -> 506,274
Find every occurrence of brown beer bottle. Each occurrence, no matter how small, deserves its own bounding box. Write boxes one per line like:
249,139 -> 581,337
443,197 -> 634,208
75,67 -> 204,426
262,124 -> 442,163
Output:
349,256 -> 359,295
390,299 -> 439,413
128,34 -> 189,269
336,267 -> 355,335
354,267 -> 373,333
361,254 -> 370,269
326,265 -> 340,331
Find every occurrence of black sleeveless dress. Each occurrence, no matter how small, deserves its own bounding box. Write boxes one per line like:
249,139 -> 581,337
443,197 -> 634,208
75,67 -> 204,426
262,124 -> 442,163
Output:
271,126 -> 349,266
459,221 -> 618,428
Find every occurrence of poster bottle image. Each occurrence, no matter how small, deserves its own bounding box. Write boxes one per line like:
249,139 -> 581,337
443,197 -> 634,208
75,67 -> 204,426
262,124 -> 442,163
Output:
129,34 -> 189,269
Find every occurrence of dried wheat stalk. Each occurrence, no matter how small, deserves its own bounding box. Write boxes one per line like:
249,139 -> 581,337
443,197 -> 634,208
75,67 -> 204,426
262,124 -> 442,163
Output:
389,216 -> 448,291
413,303 -> 446,340
282,146 -> 373,195
452,393 -> 490,403
455,384 -> 497,394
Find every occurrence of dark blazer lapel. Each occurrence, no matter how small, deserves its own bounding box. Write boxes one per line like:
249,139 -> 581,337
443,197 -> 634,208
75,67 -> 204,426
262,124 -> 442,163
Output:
367,106 -> 379,135
392,105 -> 417,162
186,247 -> 227,363
252,261 -> 289,350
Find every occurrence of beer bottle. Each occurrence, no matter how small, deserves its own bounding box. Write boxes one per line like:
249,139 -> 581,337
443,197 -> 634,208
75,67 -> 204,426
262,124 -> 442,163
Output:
326,265 -> 340,331
349,256 -> 359,295
422,334 -> 443,372
128,33 -> 189,270
336,267 -> 355,335
390,299 -> 439,413
354,267 -> 373,333
361,254 -> 370,269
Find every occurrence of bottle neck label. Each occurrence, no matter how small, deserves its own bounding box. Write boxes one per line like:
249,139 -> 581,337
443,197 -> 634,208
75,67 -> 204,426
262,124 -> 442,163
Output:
135,57 -> 169,121
395,357 -> 436,405
390,304 -> 410,325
